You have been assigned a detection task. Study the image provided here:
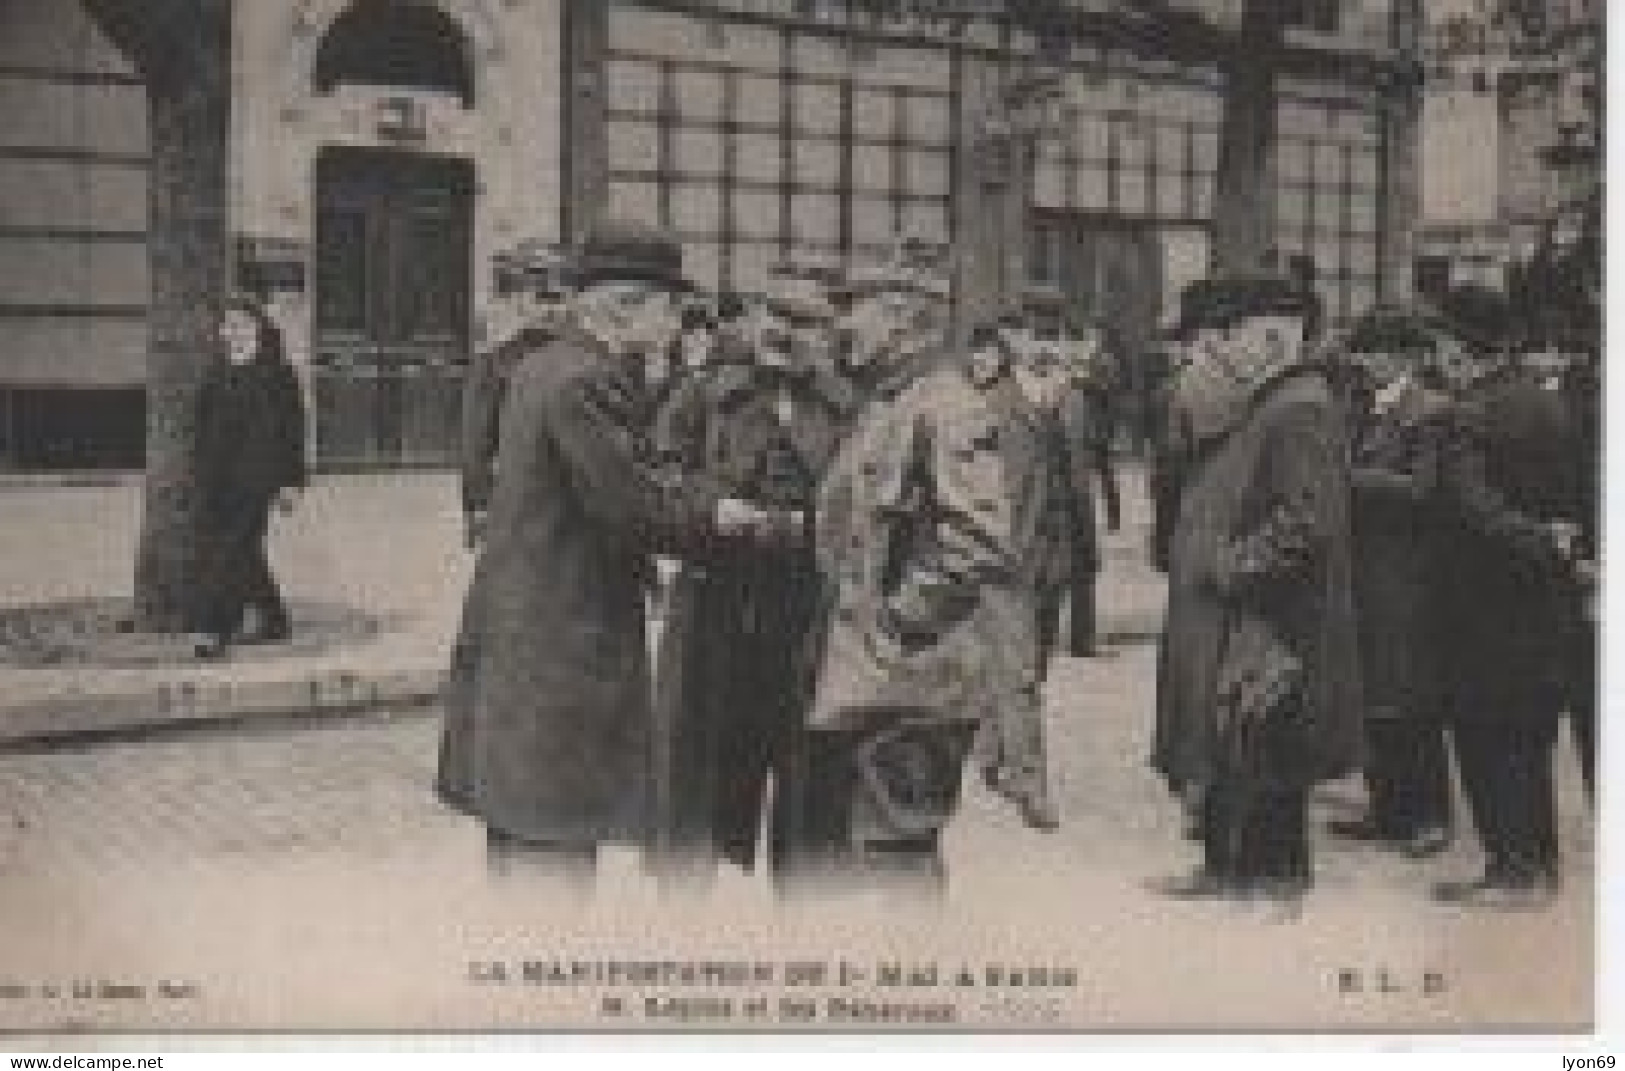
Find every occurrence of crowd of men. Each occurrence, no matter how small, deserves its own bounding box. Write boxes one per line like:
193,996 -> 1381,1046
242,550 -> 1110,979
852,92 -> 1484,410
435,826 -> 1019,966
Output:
434,218 -> 1597,913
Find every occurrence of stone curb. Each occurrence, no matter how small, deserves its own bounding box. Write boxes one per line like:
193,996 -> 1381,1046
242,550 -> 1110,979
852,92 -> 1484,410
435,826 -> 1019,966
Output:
0,663 -> 446,747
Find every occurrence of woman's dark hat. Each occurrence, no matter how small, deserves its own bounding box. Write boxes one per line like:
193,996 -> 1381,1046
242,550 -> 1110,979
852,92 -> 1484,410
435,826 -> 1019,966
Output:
576,221 -> 690,291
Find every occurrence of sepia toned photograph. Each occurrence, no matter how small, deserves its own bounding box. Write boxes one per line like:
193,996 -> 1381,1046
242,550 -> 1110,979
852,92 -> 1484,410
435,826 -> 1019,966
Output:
0,0 -> 1601,1039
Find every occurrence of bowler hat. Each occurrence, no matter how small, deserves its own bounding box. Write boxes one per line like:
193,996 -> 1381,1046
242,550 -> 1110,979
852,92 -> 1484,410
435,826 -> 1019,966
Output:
576,220 -> 690,291
1172,275 -> 1314,338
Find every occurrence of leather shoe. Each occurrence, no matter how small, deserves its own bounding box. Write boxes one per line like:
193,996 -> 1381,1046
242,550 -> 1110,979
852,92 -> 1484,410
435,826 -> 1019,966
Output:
1018,793 -> 1061,833
1147,868 -> 1242,901
193,636 -> 229,660
1432,873 -> 1556,910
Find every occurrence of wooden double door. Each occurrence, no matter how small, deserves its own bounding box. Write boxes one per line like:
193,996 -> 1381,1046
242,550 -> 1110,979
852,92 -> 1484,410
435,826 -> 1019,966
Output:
313,147 -> 474,469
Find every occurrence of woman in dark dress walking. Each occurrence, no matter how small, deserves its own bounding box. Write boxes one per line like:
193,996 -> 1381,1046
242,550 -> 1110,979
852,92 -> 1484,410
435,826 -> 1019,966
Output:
193,296 -> 308,658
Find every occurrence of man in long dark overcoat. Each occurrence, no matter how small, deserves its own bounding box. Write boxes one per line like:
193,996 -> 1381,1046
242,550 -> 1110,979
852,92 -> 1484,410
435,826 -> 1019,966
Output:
1152,276 -> 1362,910
436,222 -> 786,880
650,260 -> 857,875
1428,306 -> 1587,908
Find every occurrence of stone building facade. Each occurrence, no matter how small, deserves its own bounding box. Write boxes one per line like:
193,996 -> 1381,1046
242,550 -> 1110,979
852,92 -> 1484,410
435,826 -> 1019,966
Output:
0,0 -> 1418,471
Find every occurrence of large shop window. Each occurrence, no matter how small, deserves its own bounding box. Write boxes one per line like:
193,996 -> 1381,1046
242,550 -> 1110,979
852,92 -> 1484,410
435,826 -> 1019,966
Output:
604,10 -> 955,295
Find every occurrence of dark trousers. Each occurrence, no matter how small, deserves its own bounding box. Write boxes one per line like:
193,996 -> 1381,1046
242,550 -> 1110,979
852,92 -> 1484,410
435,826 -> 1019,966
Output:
1067,573 -> 1098,655
198,491 -> 288,642
1451,719 -> 1560,883
1565,631 -> 1597,802
707,562 -> 819,872
711,677 -> 796,870
1362,718 -> 1453,836
1200,777 -> 1310,886
1036,569 -> 1099,667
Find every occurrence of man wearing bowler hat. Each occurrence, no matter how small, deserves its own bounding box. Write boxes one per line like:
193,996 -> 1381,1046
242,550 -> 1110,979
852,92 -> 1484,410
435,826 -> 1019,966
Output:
437,220 -> 795,884
1151,274 -> 1361,913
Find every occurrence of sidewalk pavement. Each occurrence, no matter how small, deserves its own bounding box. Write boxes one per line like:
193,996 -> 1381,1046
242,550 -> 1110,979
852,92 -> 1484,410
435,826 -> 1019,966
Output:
0,467 -> 1166,745
0,474 -> 472,744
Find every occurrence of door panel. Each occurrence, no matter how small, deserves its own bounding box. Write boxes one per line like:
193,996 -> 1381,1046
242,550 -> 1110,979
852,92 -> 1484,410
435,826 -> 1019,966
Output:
1033,215 -> 1165,446
313,147 -> 473,469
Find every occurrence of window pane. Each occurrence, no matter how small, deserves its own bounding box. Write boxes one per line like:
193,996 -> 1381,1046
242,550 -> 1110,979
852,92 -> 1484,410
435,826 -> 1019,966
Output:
1117,121 -> 1152,169
607,180 -> 662,227
1154,122 -> 1186,171
852,143 -> 892,192
736,131 -> 782,183
791,138 -> 840,186
606,59 -> 661,114
736,74 -> 781,126
672,182 -> 723,234
684,242 -> 722,293
673,125 -> 725,178
1351,148 -> 1380,189
903,93 -> 952,145
731,242 -> 780,295
1155,171 -> 1187,218
1350,196 -> 1379,235
675,69 -> 725,120
900,200 -> 949,244
793,81 -> 842,135
1311,195 -> 1344,236
1278,140 -> 1311,182
1075,163 -> 1109,210
1192,172 -> 1214,217
791,193 -> 839,243
852,89 -> 895,141
903,149 -> 950,197
852,197 -> 896,242
607,120 -> 660,172
1315,142 -> 1345,180
1074,115 -> 1109,159
1193,128 -> 1219,172
1117,168 -> 1148,215
734,189 -> 780,239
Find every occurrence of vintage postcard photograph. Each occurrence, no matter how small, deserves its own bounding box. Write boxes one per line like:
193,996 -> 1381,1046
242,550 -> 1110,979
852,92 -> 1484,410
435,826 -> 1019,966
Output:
0,0 -> 1601,1039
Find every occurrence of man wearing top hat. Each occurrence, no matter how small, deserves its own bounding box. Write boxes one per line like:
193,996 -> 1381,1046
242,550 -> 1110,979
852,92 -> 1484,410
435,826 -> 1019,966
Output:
783,238 -> 1048,887
649,256 -> 859,877
459,241 -> 573,549
436,220 -> 794,882
1151,274 -> 1361,911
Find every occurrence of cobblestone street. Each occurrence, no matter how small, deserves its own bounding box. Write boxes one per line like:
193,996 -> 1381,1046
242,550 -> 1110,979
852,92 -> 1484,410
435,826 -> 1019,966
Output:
0,519 -> 1594,1033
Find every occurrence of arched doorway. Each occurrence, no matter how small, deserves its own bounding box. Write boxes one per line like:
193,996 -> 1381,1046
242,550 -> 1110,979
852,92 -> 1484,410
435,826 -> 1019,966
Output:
308,0 -> 477,469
